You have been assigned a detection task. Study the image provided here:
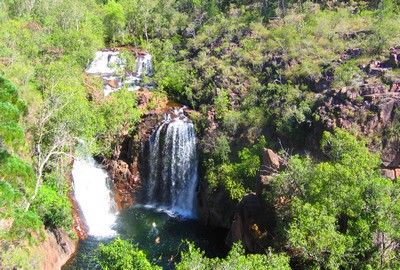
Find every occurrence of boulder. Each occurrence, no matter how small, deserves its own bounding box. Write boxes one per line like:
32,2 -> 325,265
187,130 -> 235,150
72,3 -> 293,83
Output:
382,141 -> 400,167
379,99 -> 395,123
381,169 -> 396,180
261,148 -> 280,173
390,80 -> 400,92
389,47 -> 400,68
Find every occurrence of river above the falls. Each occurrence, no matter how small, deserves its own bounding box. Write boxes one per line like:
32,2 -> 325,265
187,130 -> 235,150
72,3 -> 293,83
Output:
62,206 -> 228,269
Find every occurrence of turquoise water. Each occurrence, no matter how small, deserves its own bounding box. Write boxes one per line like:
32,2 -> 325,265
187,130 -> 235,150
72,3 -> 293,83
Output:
62,206 -> 228,269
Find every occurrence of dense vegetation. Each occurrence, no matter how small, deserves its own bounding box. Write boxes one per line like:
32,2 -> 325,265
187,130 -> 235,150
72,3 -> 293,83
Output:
1,0 -> 400,269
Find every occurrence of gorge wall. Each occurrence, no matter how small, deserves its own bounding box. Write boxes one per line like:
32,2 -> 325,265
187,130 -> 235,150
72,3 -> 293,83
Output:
103,47 -> 400,254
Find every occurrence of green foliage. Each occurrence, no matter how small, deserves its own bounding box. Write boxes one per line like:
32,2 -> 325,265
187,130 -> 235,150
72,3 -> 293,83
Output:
176,241 -> 291,270
32,184 -> 72,229
333,61 -> 364,87
289,199 -> 347,269
8,210 -> 43,242
207,136 -> 266,200
0,77 -> 26,151
96,89 -> 143,156
1,0 -> 400,268
95,237 -> 160,270
103,0 -> 126,44
270,129 -> 400,268
0,79 -> 43,248
0,152 -> 35,210
153,60 -> 193,102
213,135 -> 231,164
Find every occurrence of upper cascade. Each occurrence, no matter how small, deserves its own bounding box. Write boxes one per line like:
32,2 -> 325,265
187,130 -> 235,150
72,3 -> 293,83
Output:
86,49 -> 152,96
140,107 -> 198,218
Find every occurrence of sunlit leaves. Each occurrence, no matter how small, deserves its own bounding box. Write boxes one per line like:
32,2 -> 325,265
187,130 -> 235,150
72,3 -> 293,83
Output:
0,77 -> 26,150
103,0 -> 126,44
289,199 -> 348,269
95,237 -> 158,270
176,241 -> 291,270
273,129 -> 400,268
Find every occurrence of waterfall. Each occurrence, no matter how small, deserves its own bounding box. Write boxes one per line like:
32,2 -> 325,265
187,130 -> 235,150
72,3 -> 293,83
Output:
136,54 -> 153,76
72,158 -> 117,237
85,51 -> 121,75
141,108 -> 198,218
85,50 -> 153,96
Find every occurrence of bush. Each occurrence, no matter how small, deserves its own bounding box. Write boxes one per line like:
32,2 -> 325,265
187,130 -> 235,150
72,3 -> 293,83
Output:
95,237 -> 160,270
32,185 -> 72,229
176,241 -> 291,270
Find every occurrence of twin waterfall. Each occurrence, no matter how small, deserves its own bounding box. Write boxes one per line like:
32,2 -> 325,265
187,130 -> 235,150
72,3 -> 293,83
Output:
72,108 -> 198,237
140,109 -> 198,218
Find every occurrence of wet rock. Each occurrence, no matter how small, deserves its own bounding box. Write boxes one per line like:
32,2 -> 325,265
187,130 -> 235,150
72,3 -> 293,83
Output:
68,192 -> 88,240
107,159 -> 137,210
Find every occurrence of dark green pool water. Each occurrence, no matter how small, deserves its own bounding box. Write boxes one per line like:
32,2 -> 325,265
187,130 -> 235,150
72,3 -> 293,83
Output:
62,206 -> 228,269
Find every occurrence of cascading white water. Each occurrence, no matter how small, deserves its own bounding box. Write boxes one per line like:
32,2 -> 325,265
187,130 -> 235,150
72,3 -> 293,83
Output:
142,108 -> 198,217
136,54 -> 153,76
72,158 -> 117,237
85,50 -> 153,96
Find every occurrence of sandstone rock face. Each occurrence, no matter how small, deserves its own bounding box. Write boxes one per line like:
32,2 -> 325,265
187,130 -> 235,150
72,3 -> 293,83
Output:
68,192 -> 88,240
261,148 -> 280,173
107,159 -> 139,209
39,229 -> 77,270
226,193 -> 274,253
389,46 -> 400,68
197,185 -> 237,229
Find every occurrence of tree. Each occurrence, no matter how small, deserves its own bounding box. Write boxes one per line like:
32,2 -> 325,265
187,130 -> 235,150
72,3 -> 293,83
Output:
271,129 -> 400,269
103,0 -> 126,44
25,60 -> 100,211
0,78 -> 43,248
97,88 -> 142,157
95,237 -> 159,270
0,77 -> 27,152
176,241 -> 291,270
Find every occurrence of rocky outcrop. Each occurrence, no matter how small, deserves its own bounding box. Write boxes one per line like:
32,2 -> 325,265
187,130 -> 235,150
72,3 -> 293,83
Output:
0,225 -> 77,270
39,228 -> 77,270
226,193 -> 273,253
312,47 -> 400,178
226,149 -> 280,253
103,89 -> 168,210
68,192 -> 88,240
197,185 -> 237,229
107,158 -> 139,209
104,89 -> 206,210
